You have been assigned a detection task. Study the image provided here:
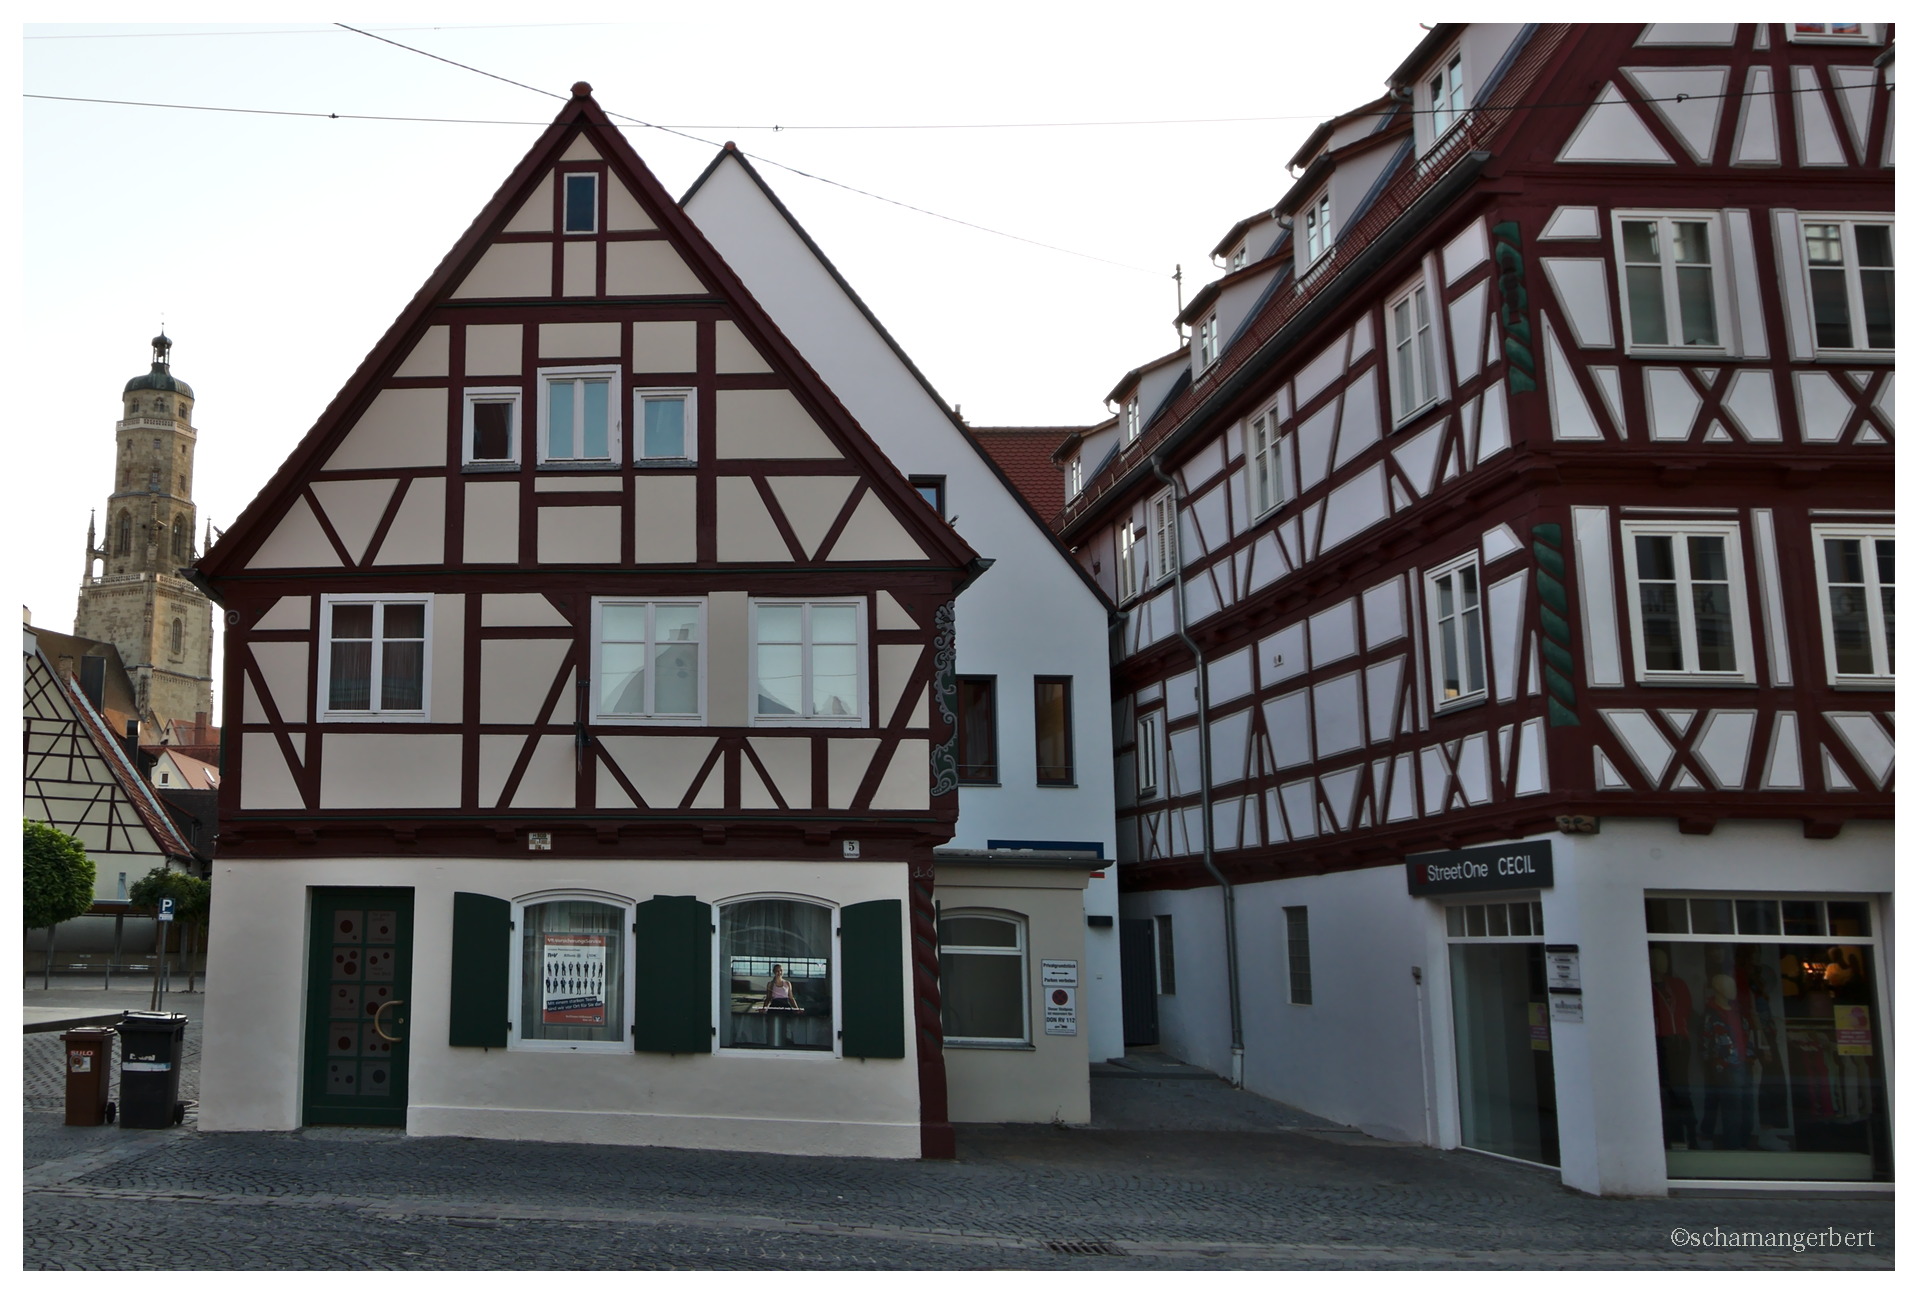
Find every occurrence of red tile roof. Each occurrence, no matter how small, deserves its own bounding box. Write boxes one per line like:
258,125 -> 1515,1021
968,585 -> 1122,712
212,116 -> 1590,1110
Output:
966,426 -> 1084,519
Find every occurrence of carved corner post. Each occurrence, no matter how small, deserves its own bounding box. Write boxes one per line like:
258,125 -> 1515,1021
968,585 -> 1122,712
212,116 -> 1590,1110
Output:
909,850 -> 954,1158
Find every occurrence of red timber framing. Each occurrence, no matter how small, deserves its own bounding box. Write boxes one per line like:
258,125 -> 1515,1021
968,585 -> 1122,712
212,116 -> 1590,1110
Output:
1057,24 -> 1893,894
191,84 -> 983,1151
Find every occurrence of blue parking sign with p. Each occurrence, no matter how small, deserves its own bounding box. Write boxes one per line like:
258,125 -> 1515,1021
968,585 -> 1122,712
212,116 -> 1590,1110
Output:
158,898 -> 176,922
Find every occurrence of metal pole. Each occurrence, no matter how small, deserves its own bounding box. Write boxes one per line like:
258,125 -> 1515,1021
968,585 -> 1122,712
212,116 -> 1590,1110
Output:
149,916 -> 164,1012
41,925 -> 56,991
105,913 -> 124,991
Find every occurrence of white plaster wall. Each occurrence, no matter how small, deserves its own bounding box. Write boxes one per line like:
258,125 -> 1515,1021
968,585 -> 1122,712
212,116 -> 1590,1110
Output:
685,159 -> 1122,1065
1125,817 -> 1894,1196
198,856 -> 922,1158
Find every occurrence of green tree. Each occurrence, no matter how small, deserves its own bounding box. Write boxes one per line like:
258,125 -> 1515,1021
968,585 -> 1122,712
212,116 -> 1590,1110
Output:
23,820 -> 96,930
128,866 -> 210,918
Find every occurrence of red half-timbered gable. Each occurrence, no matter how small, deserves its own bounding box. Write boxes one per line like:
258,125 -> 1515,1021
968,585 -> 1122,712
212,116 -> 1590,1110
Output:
198,86 -> 981,864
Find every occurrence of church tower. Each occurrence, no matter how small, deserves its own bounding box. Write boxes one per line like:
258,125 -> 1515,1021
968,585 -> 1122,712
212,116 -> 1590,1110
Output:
75,333 -> 215,730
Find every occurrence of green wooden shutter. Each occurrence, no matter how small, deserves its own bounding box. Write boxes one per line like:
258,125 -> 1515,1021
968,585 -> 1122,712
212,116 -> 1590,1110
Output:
633,895 -> 712,1053
448,891 -> 510,1048
839,899 -> 906,1059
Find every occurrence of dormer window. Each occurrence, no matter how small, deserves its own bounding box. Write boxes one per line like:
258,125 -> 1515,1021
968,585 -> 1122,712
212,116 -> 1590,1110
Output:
1302,193 -> 1333,264
1230,244 -> 1248,270
1428,52 -> 1468,140
1125,396 -> 1140,444
1198,313 -> 1221,369
1068,456 -> 1084,499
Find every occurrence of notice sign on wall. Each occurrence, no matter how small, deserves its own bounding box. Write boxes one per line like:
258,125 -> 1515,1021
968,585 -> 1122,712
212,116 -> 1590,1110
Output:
1044,987 -> 1078,1036
1041,960 -> 1079,987
542,933 -> 607,1026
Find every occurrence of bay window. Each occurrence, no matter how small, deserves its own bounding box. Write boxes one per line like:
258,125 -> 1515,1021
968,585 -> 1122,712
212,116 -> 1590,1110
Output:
751,600 -> 865,723
592,599 -> 704,722
320,595 -> 430,719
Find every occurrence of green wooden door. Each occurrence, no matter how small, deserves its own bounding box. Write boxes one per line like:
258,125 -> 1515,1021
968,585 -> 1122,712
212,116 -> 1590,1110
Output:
304,888 -> 414,1127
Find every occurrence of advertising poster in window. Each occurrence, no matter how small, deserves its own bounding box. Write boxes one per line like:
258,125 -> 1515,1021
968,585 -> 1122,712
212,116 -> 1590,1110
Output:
1835,1005 -> 1873,1056
542,933 -> 607,1026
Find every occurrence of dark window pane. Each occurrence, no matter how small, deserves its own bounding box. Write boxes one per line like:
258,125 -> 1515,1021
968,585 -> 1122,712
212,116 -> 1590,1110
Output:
329,642 -> 372,710
940,915 -> 1019,948
1034,678 -> 1073,784
1781,900 -> 1824,937
957,677 -> 997,783
1689,897 -> 1734,934
1861,269 -> 1893,348
1854,224 -> 1892,267
381,642 -> 424,710
1810,266 -> 1854,348
1645,897 -> 1691,933
1735,899 -> 1781,936
1826,900 -> 1871,937
564,174 -> 596,233
1285,906 -> 1312,1005
940,951 -> 1024,1040
332,604 -> 374,639
472,402 -> 512,460
383,604 -> 426,639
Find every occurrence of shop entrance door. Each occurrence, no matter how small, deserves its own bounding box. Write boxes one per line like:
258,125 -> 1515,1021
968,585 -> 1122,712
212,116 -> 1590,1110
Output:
1444,898 -> 1559,1167
303,889 -> 414,1127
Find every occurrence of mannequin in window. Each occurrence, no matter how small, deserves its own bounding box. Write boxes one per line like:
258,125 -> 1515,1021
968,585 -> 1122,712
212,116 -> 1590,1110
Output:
760,964 -> 800,1013
1650,947 -> 1698,1150
1700,973 -> 1756,1151
1733,946 -> 1787,1139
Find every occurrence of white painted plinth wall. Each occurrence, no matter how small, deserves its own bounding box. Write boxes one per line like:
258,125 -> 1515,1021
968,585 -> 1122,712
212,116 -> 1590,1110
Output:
198,857 -> 922,1159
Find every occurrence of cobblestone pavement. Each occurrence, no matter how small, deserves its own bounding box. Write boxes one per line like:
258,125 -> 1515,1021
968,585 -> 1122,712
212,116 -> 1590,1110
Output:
22,992 -> 1894,1271
24,1104 -> 1893,1269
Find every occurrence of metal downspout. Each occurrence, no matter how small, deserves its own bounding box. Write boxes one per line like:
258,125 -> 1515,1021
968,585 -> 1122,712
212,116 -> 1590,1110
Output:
1149,454 -> 1245,1087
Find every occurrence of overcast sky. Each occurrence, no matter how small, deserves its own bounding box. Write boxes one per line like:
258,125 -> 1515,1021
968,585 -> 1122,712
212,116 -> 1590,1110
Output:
16,5 -> 1429,715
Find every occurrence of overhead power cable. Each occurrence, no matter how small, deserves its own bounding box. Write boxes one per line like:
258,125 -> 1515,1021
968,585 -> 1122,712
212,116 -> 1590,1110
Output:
330,23 -> 1159,274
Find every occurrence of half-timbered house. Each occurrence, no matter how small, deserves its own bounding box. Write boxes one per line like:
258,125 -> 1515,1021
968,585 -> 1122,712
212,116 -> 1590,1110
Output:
683,150 -> 1122,1106
1052,24 -> 1893,1195
191,85 -> 997,1158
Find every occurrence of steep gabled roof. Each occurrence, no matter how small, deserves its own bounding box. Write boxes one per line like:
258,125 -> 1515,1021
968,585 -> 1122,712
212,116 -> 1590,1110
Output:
968,426 -> 1093,518
198,85 -> 978,583
680,145 -> 1112,611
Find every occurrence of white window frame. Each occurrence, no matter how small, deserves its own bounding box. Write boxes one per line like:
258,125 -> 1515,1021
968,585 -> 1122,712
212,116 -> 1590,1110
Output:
747,599 -> 868,726
508,889 -> 636,1054
633,387 -> 697,463
1149,490 -> 1178,585
1387,278 -> 1441,424
590,598 -> 707,725
1230,243 -> 1249,270
1067,456 -> 1084,499
1124,396 -> 1141,444
1611,210 -> 1732,356
1136,710 -> 1163,799
1423,50 -> 1469,148
938,909 -> 1030,1047
1424,553 -> 1487,711
317,594 -> 433,722
462,386 -> 521,467
1620,519 -> 1756,685
1810,524 -> 1894,685
715,892 -> 842,1058
1302,192 -> 1333,266
561,171 -> 599,235
1786,23 -> 1876,43
1116,522 -> 1139,603
1198,313 -> 1221,370
537,364 -> 622,466
1797,215 -> 1895,357
1247,403 -> 1288,519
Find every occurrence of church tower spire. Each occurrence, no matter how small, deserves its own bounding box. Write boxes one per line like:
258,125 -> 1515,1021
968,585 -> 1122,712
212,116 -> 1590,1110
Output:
74,332 -> 216,730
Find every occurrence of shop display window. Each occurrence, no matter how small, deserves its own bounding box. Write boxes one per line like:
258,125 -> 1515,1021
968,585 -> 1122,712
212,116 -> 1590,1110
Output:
719,898 -> 834,1052
515,897 -> 628,1050
1645,892 -> 1888,1182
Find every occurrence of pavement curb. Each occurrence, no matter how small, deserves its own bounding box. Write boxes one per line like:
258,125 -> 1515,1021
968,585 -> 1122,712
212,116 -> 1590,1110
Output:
24,1012 -> 126,1035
